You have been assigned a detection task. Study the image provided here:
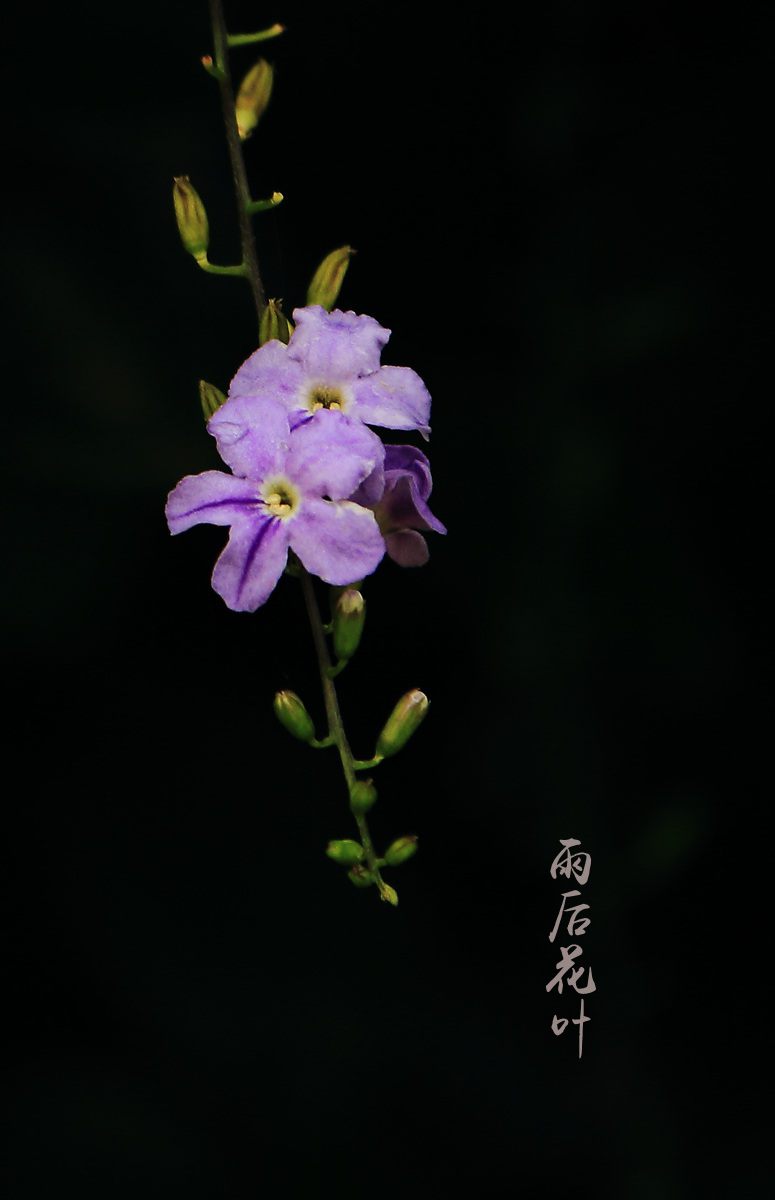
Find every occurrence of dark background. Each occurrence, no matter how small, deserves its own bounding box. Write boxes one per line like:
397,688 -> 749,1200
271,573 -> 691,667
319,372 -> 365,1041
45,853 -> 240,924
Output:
4,1 -> 768,1195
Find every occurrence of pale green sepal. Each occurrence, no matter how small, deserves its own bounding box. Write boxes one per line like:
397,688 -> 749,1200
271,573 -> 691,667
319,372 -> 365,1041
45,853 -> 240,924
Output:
349,779 -> 377,814
384,836 -> 418,867
376,690 -> 429,759
273,690 -> 316,743
259,298 -> 293,346
173,176 -> 209,260
235,59 -> 274,140
199,380 -> 226,421
326,839 -> 365,866
307,246 -> 355,310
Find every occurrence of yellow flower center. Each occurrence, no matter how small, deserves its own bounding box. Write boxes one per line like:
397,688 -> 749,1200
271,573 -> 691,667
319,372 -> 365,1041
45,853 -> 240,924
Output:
261,477 -> 300,519
307,383 -> 347,413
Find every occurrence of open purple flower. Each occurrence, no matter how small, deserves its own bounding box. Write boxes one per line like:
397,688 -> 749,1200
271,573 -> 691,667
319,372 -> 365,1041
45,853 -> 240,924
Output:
166,399 -> 386,611
227,304 -> 431,439
352,445 -> 447,567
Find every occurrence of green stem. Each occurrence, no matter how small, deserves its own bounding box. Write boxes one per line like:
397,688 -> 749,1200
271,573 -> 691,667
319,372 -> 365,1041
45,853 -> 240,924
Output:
208,0 -> 266,331
300,568 -> 388,899
245,193 -> 284,215
197,259 -> 247,277
352,755 -> 384,771
227,24 -> 285,47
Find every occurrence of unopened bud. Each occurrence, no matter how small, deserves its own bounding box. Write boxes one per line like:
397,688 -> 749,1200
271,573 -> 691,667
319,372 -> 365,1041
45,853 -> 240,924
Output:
273,690 -> 316,743
333,588 -> 365,662
380,883 -> 399,906
173,176 -> 209,260
384,835 -> 418,867
326,839 -> 365,866
349,778 -> 377,814
348,865 -> 375,888
235,59 -> 274,140
259,298 -> 293,346
199,379 -> 226,420
376,689 -> 429,759
307,246 -> 355,310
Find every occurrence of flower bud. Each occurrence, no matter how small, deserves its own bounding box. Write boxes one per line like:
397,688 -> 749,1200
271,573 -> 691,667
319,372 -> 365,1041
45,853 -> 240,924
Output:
349,778 -> 377,814
235,59 -> 274,140
333,588 -> 365,663
173,176 -> 209,261
326,839 -> 365,866
384,835 -> 418,867
199,379 -> 226,420
259,298 -> 293,346
348,865 -> 375,888
307,246 -> 355,311
273,690 -> 316,743
381,883 -> 399,906
376,690 -> 429,759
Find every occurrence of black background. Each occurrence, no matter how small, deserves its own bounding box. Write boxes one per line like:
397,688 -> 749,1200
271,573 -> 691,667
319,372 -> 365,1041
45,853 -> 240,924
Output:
4,1 -> 768,1195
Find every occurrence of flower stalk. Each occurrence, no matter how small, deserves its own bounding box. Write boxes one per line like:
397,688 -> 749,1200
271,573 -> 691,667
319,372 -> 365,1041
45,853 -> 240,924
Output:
300,567 -> 391,901
180,1 -> 436,905
207,0 -> 266,328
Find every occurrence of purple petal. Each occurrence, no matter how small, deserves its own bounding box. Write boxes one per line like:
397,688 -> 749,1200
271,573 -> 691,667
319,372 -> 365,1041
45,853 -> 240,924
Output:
228,339 -> 306,405
289,409 -> 314,432
384,445 -> 433,498
349,458 -> 386,508
211,516 -> 289,612
380,472 -> 447,536
288,306 -> 390,381
289,499 -> 385,584
386,530 -> 430,567
285,411 -> 385,500
166,471 -> 261,534
352,366 -> 431,437
207,396 -> 290,480
375,446 -> 446,536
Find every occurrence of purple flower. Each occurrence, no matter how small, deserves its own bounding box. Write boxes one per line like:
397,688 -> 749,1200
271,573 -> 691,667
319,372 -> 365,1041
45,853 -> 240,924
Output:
166,400 -> 386,611
352,445 -> 447,567
227,305 -> 432,439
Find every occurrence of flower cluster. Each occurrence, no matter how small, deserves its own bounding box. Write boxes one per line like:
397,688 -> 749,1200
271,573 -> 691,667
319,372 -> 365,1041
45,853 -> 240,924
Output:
166,306 -> 445,610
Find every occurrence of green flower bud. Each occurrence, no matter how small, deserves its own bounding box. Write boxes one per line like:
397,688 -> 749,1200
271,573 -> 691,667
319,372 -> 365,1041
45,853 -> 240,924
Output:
349,778 -> 377,814
173,176 -> 209,261
376,689 -> 429,759
235,59 -> 274,140
325,839 -> 365,866
333,588 -> 365,662
199,379 -> 226,420
380,883 -> 399,906
348,865 -> 375,888
384,835 -> 418,867
259,298 -> 293,346
273,690 -> 316,743
307,246 -> 355,311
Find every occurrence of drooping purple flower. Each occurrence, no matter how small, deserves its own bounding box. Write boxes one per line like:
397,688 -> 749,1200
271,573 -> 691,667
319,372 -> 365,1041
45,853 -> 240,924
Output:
351,445 -> 447,567
166,399 -> 386,611
227,305 -> 432,439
